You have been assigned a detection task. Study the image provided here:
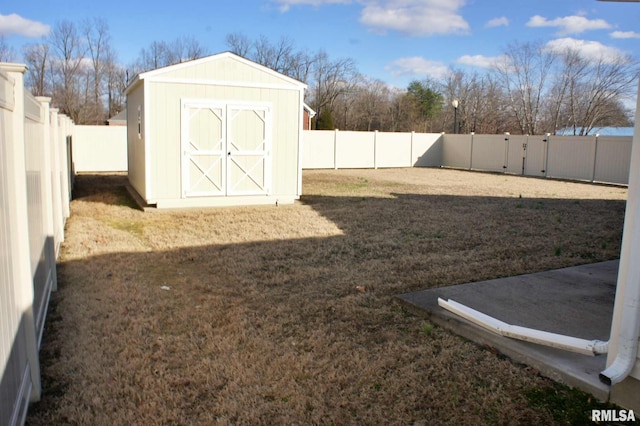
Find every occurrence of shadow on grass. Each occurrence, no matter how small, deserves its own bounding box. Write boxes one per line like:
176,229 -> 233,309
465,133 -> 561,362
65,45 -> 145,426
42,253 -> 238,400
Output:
71,173 -> 139,210
27,174 -> 628,425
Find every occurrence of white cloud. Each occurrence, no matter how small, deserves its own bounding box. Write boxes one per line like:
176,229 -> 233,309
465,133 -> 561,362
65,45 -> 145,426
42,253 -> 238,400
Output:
360,0 -> 469,36
274,0 -> 352,12
545,37 -> 627,63
610,30 -> 640,39
485,17 -> 509,28
386,56 -> 449,79
526,15 -> 611,36
0,13 -> 49,38
456,54 -> 505,69
275,0 -> 470,36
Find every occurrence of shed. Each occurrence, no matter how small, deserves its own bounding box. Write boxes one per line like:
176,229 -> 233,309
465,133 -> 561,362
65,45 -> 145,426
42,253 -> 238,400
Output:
125,52 -> 307,209
106,109 -> 127,126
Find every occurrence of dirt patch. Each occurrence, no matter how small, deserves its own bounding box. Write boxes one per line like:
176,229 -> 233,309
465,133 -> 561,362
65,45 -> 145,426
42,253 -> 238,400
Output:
27,169 -> 627,425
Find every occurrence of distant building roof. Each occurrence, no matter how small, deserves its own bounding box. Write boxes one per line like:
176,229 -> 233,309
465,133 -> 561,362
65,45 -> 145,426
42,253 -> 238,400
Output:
107,110 -> 126,125
558,127 -> 634,136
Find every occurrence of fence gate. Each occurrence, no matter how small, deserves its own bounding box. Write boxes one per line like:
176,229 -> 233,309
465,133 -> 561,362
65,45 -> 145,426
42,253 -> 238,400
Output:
181,101 -> 271,197
523,136 -> 548,177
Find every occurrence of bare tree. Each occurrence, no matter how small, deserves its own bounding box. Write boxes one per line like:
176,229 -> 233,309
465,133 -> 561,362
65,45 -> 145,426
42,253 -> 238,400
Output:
50,20 -> 87,122
562,53 -> 635,135
352,78 -> 391,131
0,36 -> 15,62
23,43 -> 51,96
225,33 -> 318,85
82,18 -> 112,123
284,49 -> 317,84
225,32 -> 251,58
309,51 -> 360,129
253,35 -> 292,73
166,36 -> 207,64
133,37 -> 207,75
387,90 -> 420,132
493,41 -> 555,135
543,49 -> 589,134
105,47 -> 126,118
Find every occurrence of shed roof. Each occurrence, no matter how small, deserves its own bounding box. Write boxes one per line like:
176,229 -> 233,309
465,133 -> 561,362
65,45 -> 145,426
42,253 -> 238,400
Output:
125,51 -> 307,94
107,109 -> 126,124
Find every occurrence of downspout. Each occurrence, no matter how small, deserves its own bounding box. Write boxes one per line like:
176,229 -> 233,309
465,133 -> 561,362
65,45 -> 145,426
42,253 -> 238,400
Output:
598,85 -> 640,385
438,298 -> 609,356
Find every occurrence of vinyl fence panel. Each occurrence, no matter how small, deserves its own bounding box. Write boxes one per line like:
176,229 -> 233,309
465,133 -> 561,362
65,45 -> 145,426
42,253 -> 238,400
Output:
546,136 -> 595,181
412,132 -> 442,167
375,131 -> 412,168
302,130 -> 335,169
23,93 -> 56,348
442,134 -> 472,169
470,134 -> 507,173
336,130 -> 375,169
594,136 -> 632,184
73,125 -> 127,172
0,66 -> 32,426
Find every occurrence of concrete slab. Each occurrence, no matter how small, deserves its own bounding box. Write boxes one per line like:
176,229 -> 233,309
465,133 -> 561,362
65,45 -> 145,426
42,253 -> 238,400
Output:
397,260 -> 619,401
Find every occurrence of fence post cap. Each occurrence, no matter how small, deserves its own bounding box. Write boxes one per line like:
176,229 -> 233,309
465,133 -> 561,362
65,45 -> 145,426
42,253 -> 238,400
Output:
0,62 -> 28,74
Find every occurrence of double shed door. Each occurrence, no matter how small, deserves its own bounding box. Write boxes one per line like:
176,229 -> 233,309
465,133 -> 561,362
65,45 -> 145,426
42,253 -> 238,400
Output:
181,100 -> 272,198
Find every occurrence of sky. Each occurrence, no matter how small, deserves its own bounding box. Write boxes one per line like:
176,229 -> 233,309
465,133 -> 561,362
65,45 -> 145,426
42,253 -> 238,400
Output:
1,0 -> 639,90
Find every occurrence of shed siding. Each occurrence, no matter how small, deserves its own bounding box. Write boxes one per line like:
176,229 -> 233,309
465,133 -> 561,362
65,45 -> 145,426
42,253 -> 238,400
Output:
127,85 -> 146,199
147,81 -> 300,202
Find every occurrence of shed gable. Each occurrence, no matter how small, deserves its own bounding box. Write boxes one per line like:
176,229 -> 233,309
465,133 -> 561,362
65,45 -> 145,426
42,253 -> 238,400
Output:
141,53 -> 305,90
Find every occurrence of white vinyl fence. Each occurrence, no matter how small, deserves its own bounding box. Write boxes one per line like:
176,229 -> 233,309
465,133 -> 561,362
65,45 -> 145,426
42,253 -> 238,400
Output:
442,133 -> 632,185
73,125 -> 127,172
0,63 -> 72,426
72,126 -> 632,185
301,130 -> 443,169
302,130 -> 631,185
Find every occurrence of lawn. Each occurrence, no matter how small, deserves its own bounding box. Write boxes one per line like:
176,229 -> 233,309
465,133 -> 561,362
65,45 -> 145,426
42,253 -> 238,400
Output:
27,168 -> 627,425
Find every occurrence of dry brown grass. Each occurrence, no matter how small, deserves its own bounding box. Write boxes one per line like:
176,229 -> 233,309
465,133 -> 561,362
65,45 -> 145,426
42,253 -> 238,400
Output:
27,168 -> 627,425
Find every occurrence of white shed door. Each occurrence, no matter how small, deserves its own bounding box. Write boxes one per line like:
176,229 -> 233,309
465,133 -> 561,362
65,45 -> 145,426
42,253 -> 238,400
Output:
227,105 -> 271,196
182,101 -> 271,198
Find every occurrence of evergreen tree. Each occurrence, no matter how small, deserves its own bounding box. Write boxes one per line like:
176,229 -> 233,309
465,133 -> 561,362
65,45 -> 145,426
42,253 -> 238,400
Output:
315,108 -> 335,130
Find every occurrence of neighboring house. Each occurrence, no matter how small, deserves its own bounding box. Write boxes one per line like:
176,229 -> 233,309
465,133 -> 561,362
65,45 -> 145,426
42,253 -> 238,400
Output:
303,103 -> 316,130
124,52 -> 307,209
557,127 -> 635,137
106,110 -> 126,126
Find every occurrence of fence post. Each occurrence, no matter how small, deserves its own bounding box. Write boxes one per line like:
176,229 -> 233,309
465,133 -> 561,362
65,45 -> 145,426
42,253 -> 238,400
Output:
469,132 -> 475,170
410,131 -> 415,167
592,133 -> 599,183
543,133 -> 551,177
50,108 -> 64,254
2,63 -> 42,402
36,96 -> 57,292
503,132 -> 510,174
59,115 -> 71,219
374,130 -> 378,169
334,128 -> 339,170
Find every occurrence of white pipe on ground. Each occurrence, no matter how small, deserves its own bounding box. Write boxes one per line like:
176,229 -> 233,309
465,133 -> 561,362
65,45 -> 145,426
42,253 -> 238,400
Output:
438,298 -> 609,357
